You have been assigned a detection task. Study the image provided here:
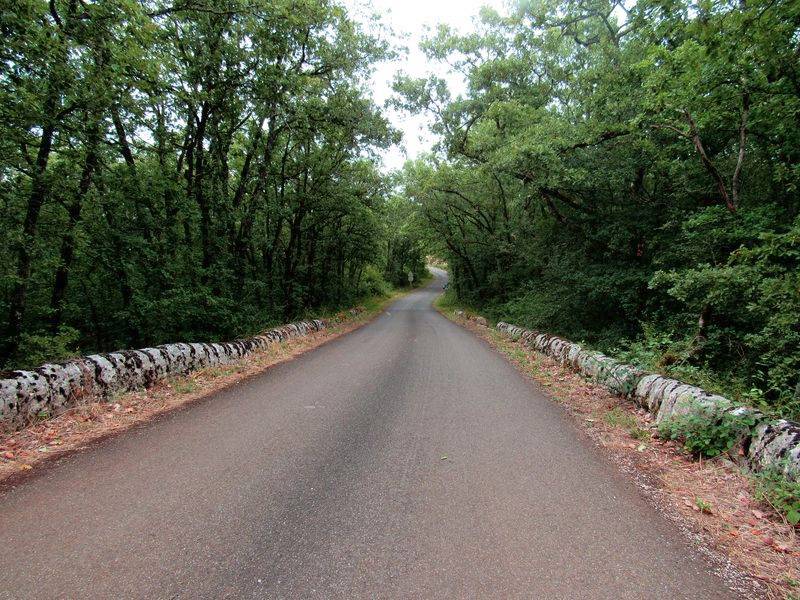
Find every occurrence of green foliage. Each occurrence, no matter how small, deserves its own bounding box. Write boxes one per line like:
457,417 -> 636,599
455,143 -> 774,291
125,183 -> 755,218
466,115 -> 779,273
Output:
0,0 -> 399,367
751,464 -> 800,526
658,405 -> 759,459
613,326 -> 770,410
434,289 -> 461,311
382,196 -> 429,287
14,327 -> 81,369
694,498 -> 713,514
358,266 -> 392,298
395,0 -> 800,418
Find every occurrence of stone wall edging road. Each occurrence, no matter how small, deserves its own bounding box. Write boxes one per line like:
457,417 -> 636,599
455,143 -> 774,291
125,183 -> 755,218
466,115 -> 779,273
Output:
0,310 -> 360,428
495,321 -> 800,476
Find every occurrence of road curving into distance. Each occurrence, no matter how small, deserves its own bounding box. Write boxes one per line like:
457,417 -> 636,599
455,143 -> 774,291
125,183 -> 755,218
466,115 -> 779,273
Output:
0,268 -> 738,599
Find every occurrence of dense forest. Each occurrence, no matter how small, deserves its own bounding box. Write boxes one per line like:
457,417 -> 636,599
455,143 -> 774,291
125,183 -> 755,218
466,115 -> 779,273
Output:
2,0 -> 798,419
395,0 -> 800,417
0,0 -> 426,368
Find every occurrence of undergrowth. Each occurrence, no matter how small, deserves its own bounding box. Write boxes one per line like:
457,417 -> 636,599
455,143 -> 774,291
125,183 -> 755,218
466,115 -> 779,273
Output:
612,327 -> 800,421
658,403 -> 758,459
751,464 -> 800,526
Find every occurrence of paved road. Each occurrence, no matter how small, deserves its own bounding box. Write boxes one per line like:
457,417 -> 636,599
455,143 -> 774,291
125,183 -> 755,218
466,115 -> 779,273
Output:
0,270 -> 736,599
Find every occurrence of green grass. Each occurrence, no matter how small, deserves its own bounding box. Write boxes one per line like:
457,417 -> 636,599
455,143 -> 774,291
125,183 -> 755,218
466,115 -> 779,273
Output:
204,366 -> 238,378
602,406 -> 652,441
433,289 -> 489,324
170,377 -> 198,394
603,407 -> 638,429
433,288 -> 460,311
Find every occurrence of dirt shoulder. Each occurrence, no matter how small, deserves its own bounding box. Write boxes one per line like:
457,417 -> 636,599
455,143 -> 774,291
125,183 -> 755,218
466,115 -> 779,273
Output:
440,308 -> 799,599
0,295 -> 402,488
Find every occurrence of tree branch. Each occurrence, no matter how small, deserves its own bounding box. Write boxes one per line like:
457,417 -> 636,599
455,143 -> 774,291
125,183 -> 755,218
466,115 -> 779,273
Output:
731,90 -> 750,210
562,130 -> 630,153
683,110 -> 736,213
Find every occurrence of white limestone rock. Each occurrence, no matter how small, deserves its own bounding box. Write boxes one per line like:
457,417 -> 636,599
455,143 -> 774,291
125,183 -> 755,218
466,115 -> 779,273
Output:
748,420 -> 800,476
0,319 -> 328,428
494,320 -> 800,475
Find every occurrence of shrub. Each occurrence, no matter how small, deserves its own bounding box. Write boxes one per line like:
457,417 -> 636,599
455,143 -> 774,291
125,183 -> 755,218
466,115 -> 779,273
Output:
13,326 -> 82,369
434,289 -> 462,311
658,405 -> 758,459
358,265 -> 391,298
751,464 -> 800,526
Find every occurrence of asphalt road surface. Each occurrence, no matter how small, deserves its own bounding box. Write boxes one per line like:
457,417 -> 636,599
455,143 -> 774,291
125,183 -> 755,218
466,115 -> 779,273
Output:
0,269 -> 737,599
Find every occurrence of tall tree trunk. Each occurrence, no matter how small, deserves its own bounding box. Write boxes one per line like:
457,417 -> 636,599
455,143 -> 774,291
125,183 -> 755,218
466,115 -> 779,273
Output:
102,204 -> 139,348
3,104 -> 57,361
194,103 -> 212,271
50,116 -> 101,331
283,212 -> 304,319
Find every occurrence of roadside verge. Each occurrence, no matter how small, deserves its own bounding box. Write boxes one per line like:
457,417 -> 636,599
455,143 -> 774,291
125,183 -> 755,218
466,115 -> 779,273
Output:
0,291 -> 406,485
437,301 -> 799,598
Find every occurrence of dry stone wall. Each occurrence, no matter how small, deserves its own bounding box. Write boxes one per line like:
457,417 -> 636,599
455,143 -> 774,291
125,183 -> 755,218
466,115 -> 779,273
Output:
496,322 -> 800,475
0,319 -> 328,429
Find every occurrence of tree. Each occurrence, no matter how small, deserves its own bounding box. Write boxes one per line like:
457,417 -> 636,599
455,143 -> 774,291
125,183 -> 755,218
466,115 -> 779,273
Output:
0,0 -> 398,367
395,0 -> 800,416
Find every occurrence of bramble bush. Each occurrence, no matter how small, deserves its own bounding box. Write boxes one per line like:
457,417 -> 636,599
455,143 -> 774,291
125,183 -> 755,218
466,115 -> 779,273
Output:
658,405 -> 759,459
751,464 -> 800,526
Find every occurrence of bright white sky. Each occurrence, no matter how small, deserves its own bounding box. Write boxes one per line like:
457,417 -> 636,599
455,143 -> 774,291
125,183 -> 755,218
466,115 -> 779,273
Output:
341,0 -> 508,172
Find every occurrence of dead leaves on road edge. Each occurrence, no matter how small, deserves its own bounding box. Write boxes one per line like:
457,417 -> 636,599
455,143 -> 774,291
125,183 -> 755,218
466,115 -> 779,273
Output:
441,307 -> 799,600
0,303 -> 389,487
